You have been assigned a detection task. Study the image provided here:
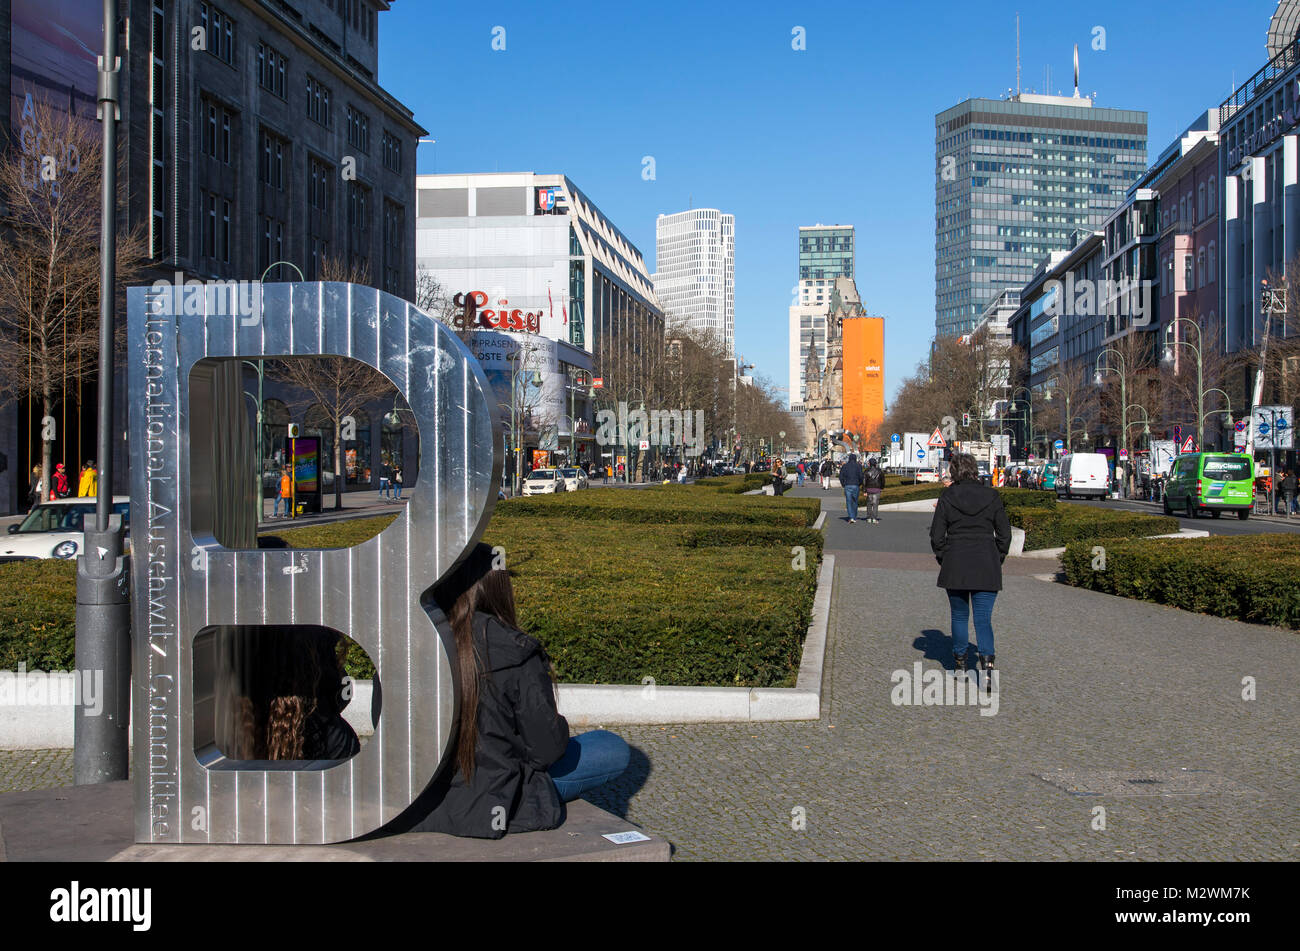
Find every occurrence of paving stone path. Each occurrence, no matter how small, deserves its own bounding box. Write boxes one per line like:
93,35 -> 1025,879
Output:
5,484 -> 1298,860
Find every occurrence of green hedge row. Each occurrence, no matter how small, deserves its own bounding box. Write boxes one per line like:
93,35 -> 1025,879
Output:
1010,505 -> 1177,551
1061,534 -> 1300,629
695,473 -> 772,494
0,483 -> 824,688
495,485 -> 821,528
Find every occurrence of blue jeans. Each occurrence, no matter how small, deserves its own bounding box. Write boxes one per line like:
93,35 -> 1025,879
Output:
273,495 -> 288,517
948,590 -> 997,659
394,482 -> 403,499
843,485 -> 859,520
548,730 -> 630,802
379,478 -> 391,498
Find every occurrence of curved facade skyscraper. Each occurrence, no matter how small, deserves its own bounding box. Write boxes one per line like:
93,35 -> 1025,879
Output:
652,209 -> 735,358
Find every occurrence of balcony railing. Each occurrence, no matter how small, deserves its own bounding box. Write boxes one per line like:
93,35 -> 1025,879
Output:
1220,37 -> 1300,125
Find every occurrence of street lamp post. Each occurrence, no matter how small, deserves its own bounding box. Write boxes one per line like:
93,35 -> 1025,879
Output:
507,348 -> 542,495
1094,348 -> 1139,497
566,368 -> 594,466
1010,386 -> 1035,460
1162,317 -> 1207,450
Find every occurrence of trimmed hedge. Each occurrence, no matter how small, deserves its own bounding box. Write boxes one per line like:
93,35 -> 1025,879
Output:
997,489 -> 1057,509
0,483 -> 823,688
1062,533 -> 1300,629
0,559 -> 77,671
1010,505 -> 1177,551
695,473 -> 772,494
495,485 -> 821,528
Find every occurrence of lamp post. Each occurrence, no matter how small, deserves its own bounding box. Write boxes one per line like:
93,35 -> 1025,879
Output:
242,360 -> 266,520
624,387 -> 646,482
566,368 -> 594,466
507,347 -> 542,495
1162,317 -> 1207,449
1010,386 -> 1035,460
1094,348 -> 1138,497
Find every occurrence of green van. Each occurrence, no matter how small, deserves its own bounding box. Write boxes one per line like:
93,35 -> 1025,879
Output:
1163,452 -> 1254,519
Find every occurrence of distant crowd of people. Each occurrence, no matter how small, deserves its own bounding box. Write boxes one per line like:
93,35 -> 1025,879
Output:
26,460 -> 98,509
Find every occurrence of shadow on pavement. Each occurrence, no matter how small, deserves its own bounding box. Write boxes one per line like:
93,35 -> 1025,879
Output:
581,743 -> 651,822
913,628 -> 956,668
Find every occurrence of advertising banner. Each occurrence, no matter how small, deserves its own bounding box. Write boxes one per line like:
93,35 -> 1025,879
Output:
293,437 -> 320,494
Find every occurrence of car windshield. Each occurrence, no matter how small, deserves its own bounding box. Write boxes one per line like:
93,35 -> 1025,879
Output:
530,470 -> 555,479
559,468 -> 579,477
1203,457 -> 1251,481
17,504 -> 94,533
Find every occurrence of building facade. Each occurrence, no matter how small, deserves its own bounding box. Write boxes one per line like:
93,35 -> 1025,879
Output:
936,93 -> 1148,338
789,224 -> 855,410
651,208 -> 734,359
414,172 -> 665,474
1,0 -> 424,513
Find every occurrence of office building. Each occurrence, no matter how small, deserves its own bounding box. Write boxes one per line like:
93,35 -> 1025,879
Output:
936,91 -> 1148,338
789,225 -> 855,409
0,0 -> 424,513
651,208 -> 734,359
415,171 -> 665,472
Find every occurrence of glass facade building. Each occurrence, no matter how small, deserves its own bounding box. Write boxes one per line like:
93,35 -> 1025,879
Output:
799,225 -> 855,281
935,94 -> 1148,338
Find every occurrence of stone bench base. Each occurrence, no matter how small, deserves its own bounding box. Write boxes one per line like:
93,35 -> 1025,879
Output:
0,781 -> 670,862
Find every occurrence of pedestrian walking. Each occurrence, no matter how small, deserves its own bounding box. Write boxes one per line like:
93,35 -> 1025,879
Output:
772,460 -> 786,496
838,452 -> 863,523
77,460 -> 97,498
1283,470 -> 1297,519
819,457 -> 831,490
393,465 -> 404,500
929,452 -> 1011,684
276,466 -> 293,518
53,463 -> 70,498
862,456 -> 885,523
796,459 -> 806,486
28,465 -> 43,509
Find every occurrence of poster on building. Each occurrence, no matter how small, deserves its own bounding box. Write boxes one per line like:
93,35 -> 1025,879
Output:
1149,440 -> 1176,476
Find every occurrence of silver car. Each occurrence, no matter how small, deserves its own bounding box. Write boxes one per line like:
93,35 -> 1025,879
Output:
558,467 -> 589,492
521,469 -> 567,496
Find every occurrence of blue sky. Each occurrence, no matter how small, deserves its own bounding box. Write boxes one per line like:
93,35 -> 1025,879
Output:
381,0 -> 1275,404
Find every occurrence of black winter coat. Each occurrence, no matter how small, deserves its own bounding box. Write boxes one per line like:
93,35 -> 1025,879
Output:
862,465 -> 885,490
929,480 -> 1012,592
411,612 -> 570,839
838,458 -> 864,486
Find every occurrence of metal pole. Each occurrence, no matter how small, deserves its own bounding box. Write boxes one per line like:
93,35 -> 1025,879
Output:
75,0 -> 129,784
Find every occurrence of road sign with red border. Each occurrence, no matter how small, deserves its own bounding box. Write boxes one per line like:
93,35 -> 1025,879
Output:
1181,436 -> 1197,453
927,427 -> 946,448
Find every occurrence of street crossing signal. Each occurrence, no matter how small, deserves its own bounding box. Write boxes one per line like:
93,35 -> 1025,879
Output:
962,413 -> 971,427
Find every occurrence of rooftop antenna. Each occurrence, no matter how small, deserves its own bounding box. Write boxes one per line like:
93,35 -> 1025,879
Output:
1073,43 -> 1080,97
1015,13 -> 1021,96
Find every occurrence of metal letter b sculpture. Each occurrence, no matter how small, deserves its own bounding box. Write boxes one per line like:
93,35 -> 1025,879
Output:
127,282 -> 500,844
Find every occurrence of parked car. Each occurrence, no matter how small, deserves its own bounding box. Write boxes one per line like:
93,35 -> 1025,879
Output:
1163,452 -> 1254,519
1040,462 -> 1059,490
521,469 -> 567,496
916,468 -> 941,483
1056,452 -> 1109,499
3,497 -> 131,561
558,467 -> 589,492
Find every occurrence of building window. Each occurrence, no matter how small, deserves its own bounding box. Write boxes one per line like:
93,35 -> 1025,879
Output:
201,98 -> 235,163
259,128 -> 286,189
1198,184 -> 1206,219
199,3 -> 236,65
346,106 -> 370,153
257,43 -> 287,98
1184,254 -> 1193,291
1208,242 -> 1216,281
261,217 -> 285,273
306,75 -> 332,127
1198,249 -> 1206,287
381,131 -> 401,173
308,156 -> 332,212
382,199 -> 403,294
150,4 -> 167,259
222,200 -> 231,263
203,192 -> 216,258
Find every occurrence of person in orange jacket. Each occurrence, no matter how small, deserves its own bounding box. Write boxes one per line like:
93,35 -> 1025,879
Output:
275,467 -> 292,518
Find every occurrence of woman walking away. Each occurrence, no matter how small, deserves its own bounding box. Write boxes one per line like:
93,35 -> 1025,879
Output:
862,457 -> 885,523
408,543 -> 630,838
930,452 -> 1011,685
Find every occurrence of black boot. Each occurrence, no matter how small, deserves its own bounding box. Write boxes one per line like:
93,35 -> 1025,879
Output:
977,654 -> 996,692
953,648 -> 969,672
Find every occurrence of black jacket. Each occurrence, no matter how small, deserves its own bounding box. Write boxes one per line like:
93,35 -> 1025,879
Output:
1283,474 -> 1298,495
929,480 -> 1012,591
411,612 -> 570,839
863,465 -> 885,490
838,458 -> 864,487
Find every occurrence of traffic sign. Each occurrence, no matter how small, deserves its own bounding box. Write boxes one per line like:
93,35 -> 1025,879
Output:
1119,449 -> 1128,458
639,440 -> 650,450
927,427 -> 946,448
1181,436 -> 1197,453
916,447 -> 926,461
891,433 -> 900,443
1234,419 -> 1246,433
1053,439 -> 1064,451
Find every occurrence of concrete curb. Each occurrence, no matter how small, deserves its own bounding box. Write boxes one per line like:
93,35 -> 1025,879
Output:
813,511 -> 827,530
1015,527 -> 1211,560
878,498 -> 940,512
0,552 -> 837,746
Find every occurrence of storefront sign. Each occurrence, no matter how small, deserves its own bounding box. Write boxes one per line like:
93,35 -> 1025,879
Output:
452,290 -> 542,334
1228,79 -> 1300,166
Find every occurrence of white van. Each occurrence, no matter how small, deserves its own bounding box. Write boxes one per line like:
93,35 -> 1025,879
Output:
1057,452 -> 1109,499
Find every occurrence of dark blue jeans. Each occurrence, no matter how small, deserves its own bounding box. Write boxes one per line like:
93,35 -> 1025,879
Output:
843,485 -> 860,520
948,589 -> 997,659
548,730 -> 630,801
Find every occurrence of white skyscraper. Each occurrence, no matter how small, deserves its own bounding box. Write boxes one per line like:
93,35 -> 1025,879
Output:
652,209 -> 735,358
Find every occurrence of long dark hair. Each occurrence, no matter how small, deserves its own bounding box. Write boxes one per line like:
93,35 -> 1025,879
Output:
234,626 -> 348,760
432,543 -> 519,780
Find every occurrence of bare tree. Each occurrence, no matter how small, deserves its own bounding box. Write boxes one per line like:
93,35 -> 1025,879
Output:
0,99 -> 145,501
268,256 -> 397,510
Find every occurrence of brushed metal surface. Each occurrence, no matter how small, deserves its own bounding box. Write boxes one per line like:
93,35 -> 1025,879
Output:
127,281 -> 501,844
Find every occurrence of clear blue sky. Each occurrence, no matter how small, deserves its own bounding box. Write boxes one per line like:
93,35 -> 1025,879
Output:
380,0 -> 1274,405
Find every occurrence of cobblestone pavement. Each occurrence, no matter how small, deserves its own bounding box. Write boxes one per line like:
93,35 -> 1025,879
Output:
6,486 -> 1299,861
583,488 -> 1300,860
